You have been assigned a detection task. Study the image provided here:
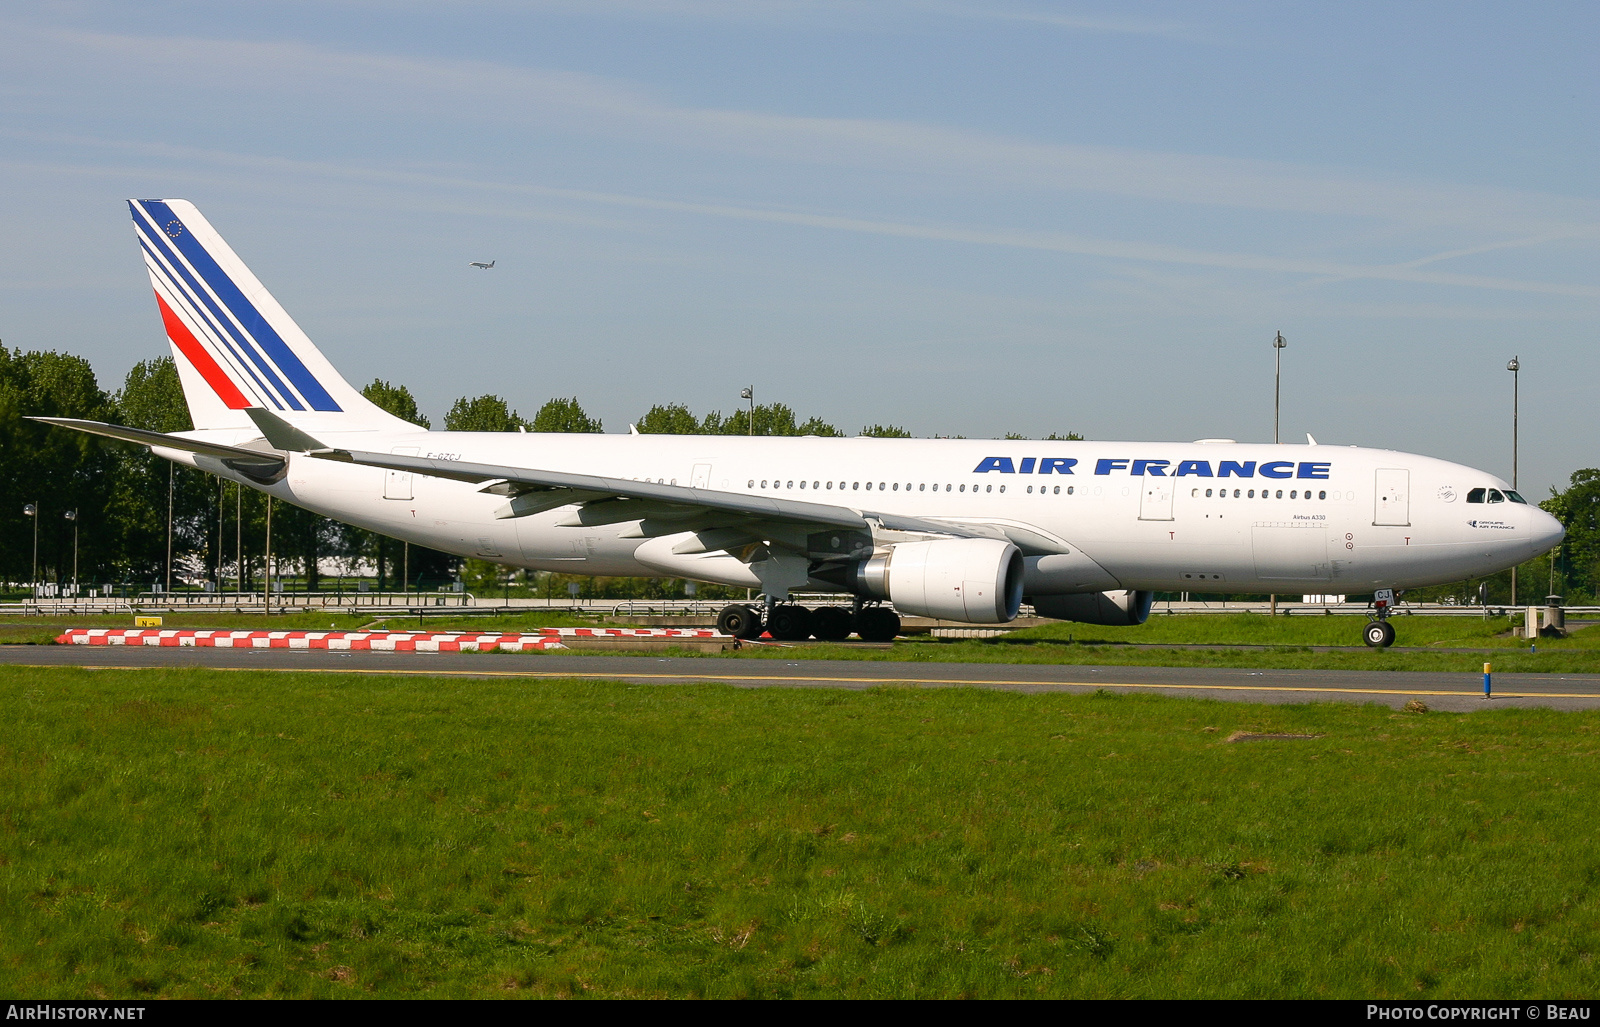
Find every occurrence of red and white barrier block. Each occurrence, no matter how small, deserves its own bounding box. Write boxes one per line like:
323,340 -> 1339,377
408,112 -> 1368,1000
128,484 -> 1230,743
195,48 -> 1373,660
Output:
56,627 -> 727,652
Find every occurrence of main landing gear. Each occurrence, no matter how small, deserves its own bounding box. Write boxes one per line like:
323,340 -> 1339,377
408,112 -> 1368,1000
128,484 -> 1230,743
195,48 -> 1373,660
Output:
715,601 -> 901,643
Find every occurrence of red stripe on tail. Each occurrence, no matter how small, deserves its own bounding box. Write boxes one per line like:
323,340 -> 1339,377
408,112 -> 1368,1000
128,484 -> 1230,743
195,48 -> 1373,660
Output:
155,291 -> 251,409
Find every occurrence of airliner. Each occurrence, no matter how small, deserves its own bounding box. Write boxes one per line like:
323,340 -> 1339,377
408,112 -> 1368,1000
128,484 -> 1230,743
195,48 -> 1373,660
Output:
35,200 -> 1564,647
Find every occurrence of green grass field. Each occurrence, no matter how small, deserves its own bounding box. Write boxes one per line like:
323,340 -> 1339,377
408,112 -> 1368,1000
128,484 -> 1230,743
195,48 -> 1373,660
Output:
5,666 -> 1600,998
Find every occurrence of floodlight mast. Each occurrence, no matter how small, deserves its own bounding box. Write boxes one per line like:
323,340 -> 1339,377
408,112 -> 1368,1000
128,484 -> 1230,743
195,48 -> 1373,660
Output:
1273,331 -> 1287,445
1508,355 -> 1520,606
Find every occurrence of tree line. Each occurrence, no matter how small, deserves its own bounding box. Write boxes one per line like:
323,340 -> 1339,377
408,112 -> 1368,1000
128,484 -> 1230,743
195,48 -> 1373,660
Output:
3,341 -> 1594,604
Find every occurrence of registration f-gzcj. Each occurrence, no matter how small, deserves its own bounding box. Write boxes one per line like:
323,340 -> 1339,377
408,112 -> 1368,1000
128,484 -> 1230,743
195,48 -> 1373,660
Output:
35,200 -> 1564,646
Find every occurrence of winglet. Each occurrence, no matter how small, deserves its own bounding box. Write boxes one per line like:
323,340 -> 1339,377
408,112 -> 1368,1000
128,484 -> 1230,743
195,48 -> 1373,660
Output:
246,407 -> 330,453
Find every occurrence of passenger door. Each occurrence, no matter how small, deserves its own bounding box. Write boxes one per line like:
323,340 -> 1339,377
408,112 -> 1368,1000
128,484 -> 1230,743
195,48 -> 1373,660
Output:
383,447 -> 419,500
1374,468 -> 1410,526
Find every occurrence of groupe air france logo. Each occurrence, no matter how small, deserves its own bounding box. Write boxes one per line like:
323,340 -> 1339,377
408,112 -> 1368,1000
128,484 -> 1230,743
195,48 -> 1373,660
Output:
165,219 -> 185,238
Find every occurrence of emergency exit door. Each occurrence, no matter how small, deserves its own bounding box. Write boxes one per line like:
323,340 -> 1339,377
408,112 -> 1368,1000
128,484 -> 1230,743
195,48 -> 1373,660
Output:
1373,468 -> 1410,526
1139,476 -> 1174,520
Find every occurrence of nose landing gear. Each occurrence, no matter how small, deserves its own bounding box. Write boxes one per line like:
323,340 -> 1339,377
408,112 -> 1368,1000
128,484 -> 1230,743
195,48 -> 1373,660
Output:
1363,588 -> 1398,648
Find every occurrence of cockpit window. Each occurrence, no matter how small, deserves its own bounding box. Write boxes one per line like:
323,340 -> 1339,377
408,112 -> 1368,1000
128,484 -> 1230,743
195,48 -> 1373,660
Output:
1505,490 -> 1528,504
1487,489 -> 1505,503
1467,488 -> 1486,503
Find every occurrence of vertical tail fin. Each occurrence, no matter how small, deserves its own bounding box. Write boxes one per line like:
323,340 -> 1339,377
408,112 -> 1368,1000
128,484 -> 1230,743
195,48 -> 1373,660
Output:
128,199 -> 418,432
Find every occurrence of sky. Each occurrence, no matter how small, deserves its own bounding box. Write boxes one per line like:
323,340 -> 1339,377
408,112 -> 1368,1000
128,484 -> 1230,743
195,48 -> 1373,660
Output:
1,1 -> 1595,496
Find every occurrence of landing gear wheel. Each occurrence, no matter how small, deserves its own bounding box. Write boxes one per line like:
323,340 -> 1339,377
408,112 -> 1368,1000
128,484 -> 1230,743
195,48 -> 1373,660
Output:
717,604 -> 764,639
810,606 -> 853,642
768,605 -> 814,641
855,607 -> 902,642
1364,620 -> 1396,648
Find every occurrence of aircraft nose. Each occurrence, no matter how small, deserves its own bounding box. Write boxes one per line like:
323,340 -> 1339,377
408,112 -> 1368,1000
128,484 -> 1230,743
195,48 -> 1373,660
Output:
1531,508 -> 1565,556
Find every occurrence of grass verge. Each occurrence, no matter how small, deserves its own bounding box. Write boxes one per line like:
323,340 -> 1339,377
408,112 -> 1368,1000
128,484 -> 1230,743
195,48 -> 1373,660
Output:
4,666 -> 1599,998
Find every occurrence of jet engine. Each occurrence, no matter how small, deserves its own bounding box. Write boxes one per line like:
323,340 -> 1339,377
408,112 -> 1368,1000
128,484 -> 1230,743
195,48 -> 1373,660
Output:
823,538 -> 1025,622
1029,590 -> 1154,626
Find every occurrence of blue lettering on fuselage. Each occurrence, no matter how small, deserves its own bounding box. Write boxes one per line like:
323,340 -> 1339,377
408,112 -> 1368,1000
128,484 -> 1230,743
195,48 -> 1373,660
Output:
974,456 -> 1079,474
976,456 -> 1330,479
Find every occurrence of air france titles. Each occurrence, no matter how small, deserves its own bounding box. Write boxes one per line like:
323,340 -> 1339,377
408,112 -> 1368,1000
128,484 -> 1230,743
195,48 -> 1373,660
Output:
971,457 -> 1332,480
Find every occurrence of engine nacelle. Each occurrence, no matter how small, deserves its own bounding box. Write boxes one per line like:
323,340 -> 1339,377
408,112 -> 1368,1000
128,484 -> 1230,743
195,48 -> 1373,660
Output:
837,538 -> 1025,622
1030,590 -> 1154,626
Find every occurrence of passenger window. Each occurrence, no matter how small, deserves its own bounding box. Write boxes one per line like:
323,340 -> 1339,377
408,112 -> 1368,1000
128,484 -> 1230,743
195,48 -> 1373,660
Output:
1065,486 -> 1072,495
748,479 -> 755,488
960,484 -> 965,492
800,481 -> 806,489
1205,489 -> 1213,497
865,482 -> 872,490
1234,489 -> 1241,498
1275,490 -> 1283,499
892,483 -> 898,491
852,482 -> 859,490
761,480 -> 768,488
1318,491 -> 1326,500
919,483 -> 926,491
879,483 -> 886,491
1488,489 -> 1504,503
826,481 -> 833,489
1247,489 -> 1255,498
1467,488 -> 1485,503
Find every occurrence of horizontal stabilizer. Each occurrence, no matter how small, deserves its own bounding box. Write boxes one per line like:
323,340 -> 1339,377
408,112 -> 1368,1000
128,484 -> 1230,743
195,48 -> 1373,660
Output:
27,417 -> 284,469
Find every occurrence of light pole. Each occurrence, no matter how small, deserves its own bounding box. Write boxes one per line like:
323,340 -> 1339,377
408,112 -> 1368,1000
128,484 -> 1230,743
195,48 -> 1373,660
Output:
23,503 -> 38,599
1270,332 -> 1287,617
165,462 -> 174,595
740,386 -> 754,436
1273,331 -> 1287,444
64,509 -> 78,597
1507,356 -> 1519,607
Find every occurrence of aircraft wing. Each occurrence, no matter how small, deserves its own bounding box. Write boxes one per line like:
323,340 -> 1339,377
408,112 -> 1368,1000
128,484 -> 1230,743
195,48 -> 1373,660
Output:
230,407 -> 1076,556
315,445 -> 957,533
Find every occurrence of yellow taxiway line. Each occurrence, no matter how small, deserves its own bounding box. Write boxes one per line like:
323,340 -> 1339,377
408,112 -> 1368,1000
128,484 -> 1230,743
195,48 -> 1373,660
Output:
23,662 -> 1600,700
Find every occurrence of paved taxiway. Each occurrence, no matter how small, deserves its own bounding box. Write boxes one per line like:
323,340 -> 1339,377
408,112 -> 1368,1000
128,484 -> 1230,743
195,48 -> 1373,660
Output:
4,644 -> 1599,711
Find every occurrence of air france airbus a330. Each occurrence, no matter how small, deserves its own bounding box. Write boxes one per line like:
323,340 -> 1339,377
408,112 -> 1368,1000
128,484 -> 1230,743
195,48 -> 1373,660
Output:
35,200 -> 1564,646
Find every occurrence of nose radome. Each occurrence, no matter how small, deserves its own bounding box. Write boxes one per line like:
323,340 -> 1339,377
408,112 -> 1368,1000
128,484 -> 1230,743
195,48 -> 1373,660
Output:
1531,509 -> 1565,555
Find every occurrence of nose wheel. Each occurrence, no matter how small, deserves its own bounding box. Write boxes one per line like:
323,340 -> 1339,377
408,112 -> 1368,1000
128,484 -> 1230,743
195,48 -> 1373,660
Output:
1363,620 -> 1395,648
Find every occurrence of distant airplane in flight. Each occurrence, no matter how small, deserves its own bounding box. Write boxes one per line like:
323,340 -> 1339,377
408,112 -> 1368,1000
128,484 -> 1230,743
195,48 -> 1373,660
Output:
33,200 -> 1565,646
468,260 -> 495,270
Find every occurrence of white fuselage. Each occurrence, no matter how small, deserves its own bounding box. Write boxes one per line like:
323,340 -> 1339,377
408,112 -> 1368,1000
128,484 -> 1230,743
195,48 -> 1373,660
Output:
163,430 -> 1563,598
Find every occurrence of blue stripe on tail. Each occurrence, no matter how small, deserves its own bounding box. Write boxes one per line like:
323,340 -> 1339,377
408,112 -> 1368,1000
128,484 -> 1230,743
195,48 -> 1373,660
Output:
132,201 -> 342,412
